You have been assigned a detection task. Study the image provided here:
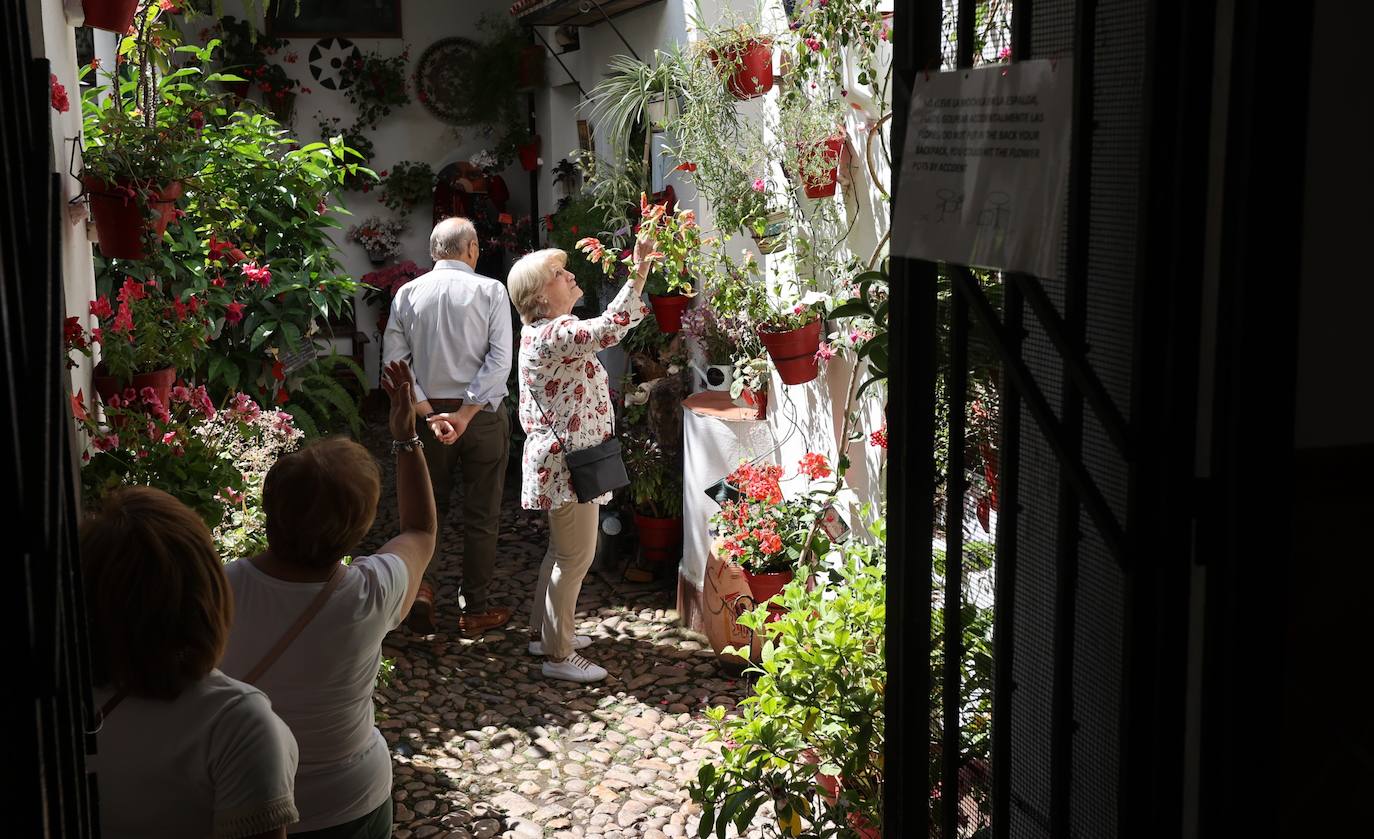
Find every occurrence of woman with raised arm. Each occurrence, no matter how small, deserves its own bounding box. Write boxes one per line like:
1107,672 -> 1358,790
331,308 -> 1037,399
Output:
506,233 -> 654,683
219,360 -> 437,838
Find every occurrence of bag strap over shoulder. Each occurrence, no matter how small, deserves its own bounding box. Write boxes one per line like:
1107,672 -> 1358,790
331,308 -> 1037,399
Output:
241,562 -> 346,685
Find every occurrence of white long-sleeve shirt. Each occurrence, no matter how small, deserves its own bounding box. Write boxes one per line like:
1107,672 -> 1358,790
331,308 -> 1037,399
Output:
382,259 -> 513,411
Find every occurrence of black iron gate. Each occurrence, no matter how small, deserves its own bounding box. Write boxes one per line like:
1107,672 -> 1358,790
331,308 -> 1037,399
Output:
885,0 -> 1234,836
5,3 -> 98,837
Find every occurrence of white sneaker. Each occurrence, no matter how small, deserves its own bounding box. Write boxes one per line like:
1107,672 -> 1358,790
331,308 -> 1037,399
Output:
528,635 -> 592,656
542,652 -> 608,683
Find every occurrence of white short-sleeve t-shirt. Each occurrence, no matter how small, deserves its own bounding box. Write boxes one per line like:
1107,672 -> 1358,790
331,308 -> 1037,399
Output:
91,669 -> 300,839
220,554 -> 409,833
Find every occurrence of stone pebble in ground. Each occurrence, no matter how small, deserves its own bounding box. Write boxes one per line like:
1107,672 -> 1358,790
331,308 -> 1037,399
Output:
351,414 -> 765,838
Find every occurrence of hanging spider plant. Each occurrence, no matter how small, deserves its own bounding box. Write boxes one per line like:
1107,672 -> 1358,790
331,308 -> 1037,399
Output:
583,48 -> 688,159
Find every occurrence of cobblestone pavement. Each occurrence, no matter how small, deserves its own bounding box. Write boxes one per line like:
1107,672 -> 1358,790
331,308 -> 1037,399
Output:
354,419 -> 750,839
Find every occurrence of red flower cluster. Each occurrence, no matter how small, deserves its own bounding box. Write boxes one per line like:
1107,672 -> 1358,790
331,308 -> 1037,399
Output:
240,262 -> 272,288
50,74 -> 69,113
799,452 -> 832,480
870,423 -> 888,449
726,461 -> 784,504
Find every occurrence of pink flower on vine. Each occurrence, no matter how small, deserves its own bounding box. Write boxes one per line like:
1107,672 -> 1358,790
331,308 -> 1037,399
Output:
751,178 -> 766,192
92,433 -> 119,452
49,74 -> 70,113
805,37 -> 823,52
814,342 -> 836,363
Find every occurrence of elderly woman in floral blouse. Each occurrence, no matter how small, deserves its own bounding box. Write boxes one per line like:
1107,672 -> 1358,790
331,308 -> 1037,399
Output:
506,234 -> 653,683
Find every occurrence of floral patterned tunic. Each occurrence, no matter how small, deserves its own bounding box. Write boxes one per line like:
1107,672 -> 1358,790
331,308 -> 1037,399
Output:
519,279 -> 651,510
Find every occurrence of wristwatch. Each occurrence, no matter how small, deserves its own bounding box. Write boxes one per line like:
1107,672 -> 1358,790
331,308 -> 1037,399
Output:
391,435 -> 422,455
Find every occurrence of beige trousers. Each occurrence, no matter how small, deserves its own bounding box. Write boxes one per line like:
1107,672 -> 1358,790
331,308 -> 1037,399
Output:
531,501 -> 599,660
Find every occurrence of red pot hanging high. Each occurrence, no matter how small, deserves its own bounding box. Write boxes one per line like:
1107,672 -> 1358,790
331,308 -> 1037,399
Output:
518,138 -> 541,171
85,178 -> 183,260
800,134 -> 846,198
635,513 -> 683,563
517,45 -> 547,89
649,293 -> 691,334
93,366 -> 178,414
710,38 -> 774,99
758,317 -> 822,385
82,0 -> 139,33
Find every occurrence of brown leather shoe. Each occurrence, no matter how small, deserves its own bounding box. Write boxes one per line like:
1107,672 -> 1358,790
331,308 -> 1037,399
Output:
405,581 -> 437,635
458,606 -> 512,636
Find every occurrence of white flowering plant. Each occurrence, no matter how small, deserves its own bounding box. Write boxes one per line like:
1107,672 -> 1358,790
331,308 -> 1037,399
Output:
199,392 -> 305,561
469,149 -> 500,174
346,217 -> 405,260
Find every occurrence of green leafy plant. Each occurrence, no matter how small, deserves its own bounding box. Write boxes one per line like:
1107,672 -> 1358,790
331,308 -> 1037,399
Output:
584,48 -> 688,160
622,434 -> 683,519
284,354 -> 367,438
780,96 -> 847,193
378,160 -> 434,216
690,523 -> 886,839
826,261 -> 889,397
316,115 -> 377,192
341,45 -> 411,130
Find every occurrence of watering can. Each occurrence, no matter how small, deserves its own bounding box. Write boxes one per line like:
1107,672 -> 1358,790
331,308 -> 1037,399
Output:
690,362 -> 734,392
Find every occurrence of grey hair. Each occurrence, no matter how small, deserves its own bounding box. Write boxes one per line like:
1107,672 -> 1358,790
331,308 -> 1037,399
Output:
430,217 -> 477,261
508,248 -> 567,324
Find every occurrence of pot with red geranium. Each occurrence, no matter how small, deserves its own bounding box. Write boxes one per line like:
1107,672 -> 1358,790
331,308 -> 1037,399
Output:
623,434 -> 684,564
576,193 -> 700,333
214,16 -> 288,101
79,56 -> 205,260
73,276 -> 213,413
710,453 -> 838,617
378,161 -> 435,219
757,303 -> 825,385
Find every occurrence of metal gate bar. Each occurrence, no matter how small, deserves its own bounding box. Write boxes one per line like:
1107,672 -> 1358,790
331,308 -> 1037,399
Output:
941,280 -> 970,838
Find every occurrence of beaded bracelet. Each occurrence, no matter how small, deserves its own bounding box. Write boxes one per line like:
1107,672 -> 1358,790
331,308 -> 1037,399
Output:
391,435 -> 422,455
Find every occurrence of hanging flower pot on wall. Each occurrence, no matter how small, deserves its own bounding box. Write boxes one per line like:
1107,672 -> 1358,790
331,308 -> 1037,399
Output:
735,386 -> 768,420
82,0 -> 139,34
750,210 -> 790,254
517,45 -> 547,89
93,365 -> 177,415
269,91 -> 297,125
645,94 -> 681,130
84,178 -> 183,261
798,133 -> 847,198
648,293 -> 691,334
635,513 -> 683,563
518,137 -> 541,171
710,38 -> 774,99
758,317 -> 822,385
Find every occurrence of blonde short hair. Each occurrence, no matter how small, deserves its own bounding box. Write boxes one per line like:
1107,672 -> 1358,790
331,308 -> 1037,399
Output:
263,436 -> 381,568
508,248 -> 567,324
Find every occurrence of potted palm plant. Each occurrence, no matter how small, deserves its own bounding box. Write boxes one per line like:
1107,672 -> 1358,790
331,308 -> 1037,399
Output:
585,49 -> 688,158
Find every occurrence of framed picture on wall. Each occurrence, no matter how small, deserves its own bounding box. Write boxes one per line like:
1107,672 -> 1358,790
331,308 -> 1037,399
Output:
266,0 -> 403,39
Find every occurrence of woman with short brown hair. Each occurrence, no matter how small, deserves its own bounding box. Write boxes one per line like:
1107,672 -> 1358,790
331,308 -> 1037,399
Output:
220,361 -> 437,839
84,486 -> 300,839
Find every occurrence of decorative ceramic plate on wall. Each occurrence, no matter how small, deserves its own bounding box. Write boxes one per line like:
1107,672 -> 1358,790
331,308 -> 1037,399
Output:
413,37 -> 481,125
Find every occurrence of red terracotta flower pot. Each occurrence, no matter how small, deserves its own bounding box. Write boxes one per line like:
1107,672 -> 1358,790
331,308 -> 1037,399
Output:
758,318 -> 822,385
517,45 -> 546,89
635,513 -> 683,563
743,568 -> 794,619
94,366 -> 177,414
710,39 -> 774,99
800,134 -> 846,198
738,387 -> 767,420
82,0 -> 139,33
518,139 -> 541,171
487,174 -> 511,210
649,293 -> 691,334
85,178 -> 183,260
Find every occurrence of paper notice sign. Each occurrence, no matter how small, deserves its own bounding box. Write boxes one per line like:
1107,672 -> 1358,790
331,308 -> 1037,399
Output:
892,59 -> 1073,279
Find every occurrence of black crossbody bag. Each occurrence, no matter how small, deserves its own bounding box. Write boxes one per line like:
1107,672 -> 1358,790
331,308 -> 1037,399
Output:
530,390 -> 630,503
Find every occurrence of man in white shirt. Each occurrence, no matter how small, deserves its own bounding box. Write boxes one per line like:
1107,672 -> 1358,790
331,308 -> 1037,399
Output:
383,217 -> 514,635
